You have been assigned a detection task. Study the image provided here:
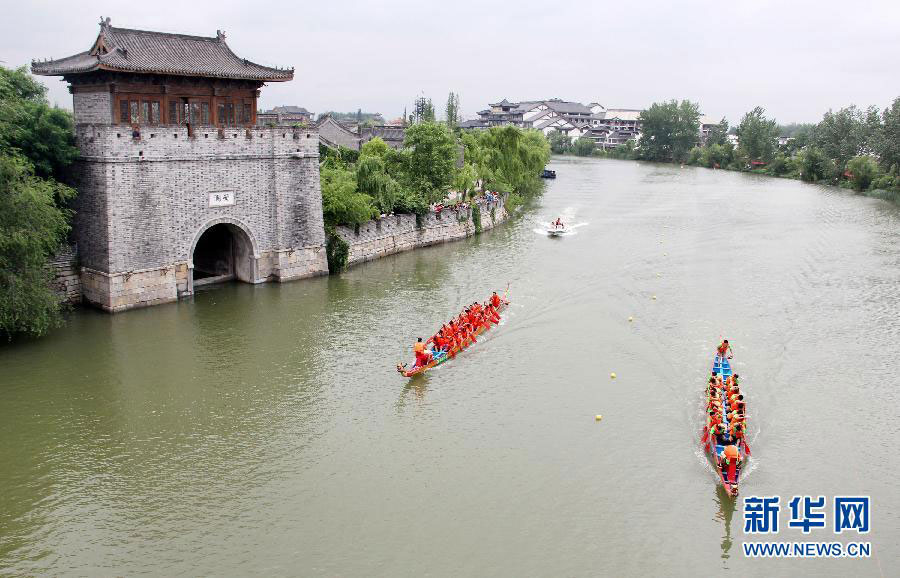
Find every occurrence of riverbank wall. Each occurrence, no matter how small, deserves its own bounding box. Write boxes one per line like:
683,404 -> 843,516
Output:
48,245 -> 82,304
334,195 -> 508,268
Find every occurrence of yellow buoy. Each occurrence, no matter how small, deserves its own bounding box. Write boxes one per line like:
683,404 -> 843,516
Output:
663,252 -> 668,256
595,415 -> 603,421
656,273 -> 662,277
628,316 -> 634,322
610,372 -> 617,379
652,295 -> 657,300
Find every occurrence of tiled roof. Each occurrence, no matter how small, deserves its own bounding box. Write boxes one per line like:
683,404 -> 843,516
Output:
31,18 -> 293,81
603,109 -> 643,121
489,98 -> 516,107
269,106 -> 310,114
361,126 -> 406,141
545,99 -> 592,115
315,115 -> 357,135
535,117 -> 574,130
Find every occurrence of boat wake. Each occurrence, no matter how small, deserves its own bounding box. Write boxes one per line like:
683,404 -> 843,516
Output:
533,215 -> 589,237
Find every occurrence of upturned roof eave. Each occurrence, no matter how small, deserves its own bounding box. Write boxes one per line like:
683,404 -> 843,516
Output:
32,60 -> 292,82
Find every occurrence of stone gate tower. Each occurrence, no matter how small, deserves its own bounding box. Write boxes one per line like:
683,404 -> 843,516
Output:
32,18 -> 328,311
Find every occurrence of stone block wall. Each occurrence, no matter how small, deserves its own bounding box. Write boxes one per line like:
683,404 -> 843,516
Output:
335,196 -> 508,267
81,266 -> 178,312
47,245 -> 82,304
73,91 -> 113,124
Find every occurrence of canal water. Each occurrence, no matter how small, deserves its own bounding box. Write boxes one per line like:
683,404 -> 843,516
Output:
1,157 -> 898,576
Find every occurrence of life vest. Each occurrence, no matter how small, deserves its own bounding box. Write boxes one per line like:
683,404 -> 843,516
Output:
491,294 -> 501,308
717,342 -> 728,355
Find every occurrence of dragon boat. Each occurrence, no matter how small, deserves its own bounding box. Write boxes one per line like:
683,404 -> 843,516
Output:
397,299 -> 508,378
701,354 -> 749,497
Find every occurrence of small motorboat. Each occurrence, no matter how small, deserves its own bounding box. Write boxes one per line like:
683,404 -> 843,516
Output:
540,169 -> 556,179
546,225 -> 567,236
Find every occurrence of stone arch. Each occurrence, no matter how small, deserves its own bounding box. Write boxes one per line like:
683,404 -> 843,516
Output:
188,217 -> 260,293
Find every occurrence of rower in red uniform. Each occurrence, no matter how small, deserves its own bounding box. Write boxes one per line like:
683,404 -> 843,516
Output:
716,339 -> 734,359
721,444 -> 741,481
413,337 -> 432,368
491,291 -> 501,308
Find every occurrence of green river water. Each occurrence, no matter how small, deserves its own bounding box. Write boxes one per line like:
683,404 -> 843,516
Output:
1,157 -> 898,576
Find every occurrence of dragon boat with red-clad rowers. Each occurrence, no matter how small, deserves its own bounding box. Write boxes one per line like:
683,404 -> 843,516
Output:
700,353 -> 750,497
396,289 -> 508,378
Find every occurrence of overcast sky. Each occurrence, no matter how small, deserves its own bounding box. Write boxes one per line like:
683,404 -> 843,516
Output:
5,0 -> 899,124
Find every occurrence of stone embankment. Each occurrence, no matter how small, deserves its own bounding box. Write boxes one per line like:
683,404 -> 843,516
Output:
48,195 -> 509,307
334,194 -> 508,267
48,245 -> 82,304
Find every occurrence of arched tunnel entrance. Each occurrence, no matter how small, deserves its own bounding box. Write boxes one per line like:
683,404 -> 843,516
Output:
191,223 -> 255,287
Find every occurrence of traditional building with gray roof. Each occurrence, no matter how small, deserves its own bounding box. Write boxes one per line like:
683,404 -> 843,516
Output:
31,19 -> 327,312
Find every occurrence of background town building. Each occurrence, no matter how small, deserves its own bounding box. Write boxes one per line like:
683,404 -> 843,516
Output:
256,105 -> 314,126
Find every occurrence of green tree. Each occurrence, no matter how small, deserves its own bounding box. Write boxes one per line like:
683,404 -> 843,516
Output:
0,66 -> 78,181
736,106 -> 778,163
548,131 -> 571,154
0,65 -> 79,338
776,123 -> 816,138
403,121 -> 457,203
0,155 -> 75,338
412,96 -> 435,124
320,166 -> 378,226
638,100 -> 700,162
445,92 -> 460,129
814,105 -> 878,175
705,117 -> 729,146
877,97 -> 900,171
846,156 -> 880,191
360,136 -> 391,160
571,136 -> 595,156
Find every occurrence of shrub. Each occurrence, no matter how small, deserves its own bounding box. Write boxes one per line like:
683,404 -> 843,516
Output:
571,137 -> 596,156
687,147 -> 703,166
846,156 -> 880,191
325,229 -> 349,274
766,154 -> 794,177
472,203 -> 482,233
505,192 -> 524,212
870,174 -> 900,192
320,166 -> 378,226
797,146 -> 833,182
